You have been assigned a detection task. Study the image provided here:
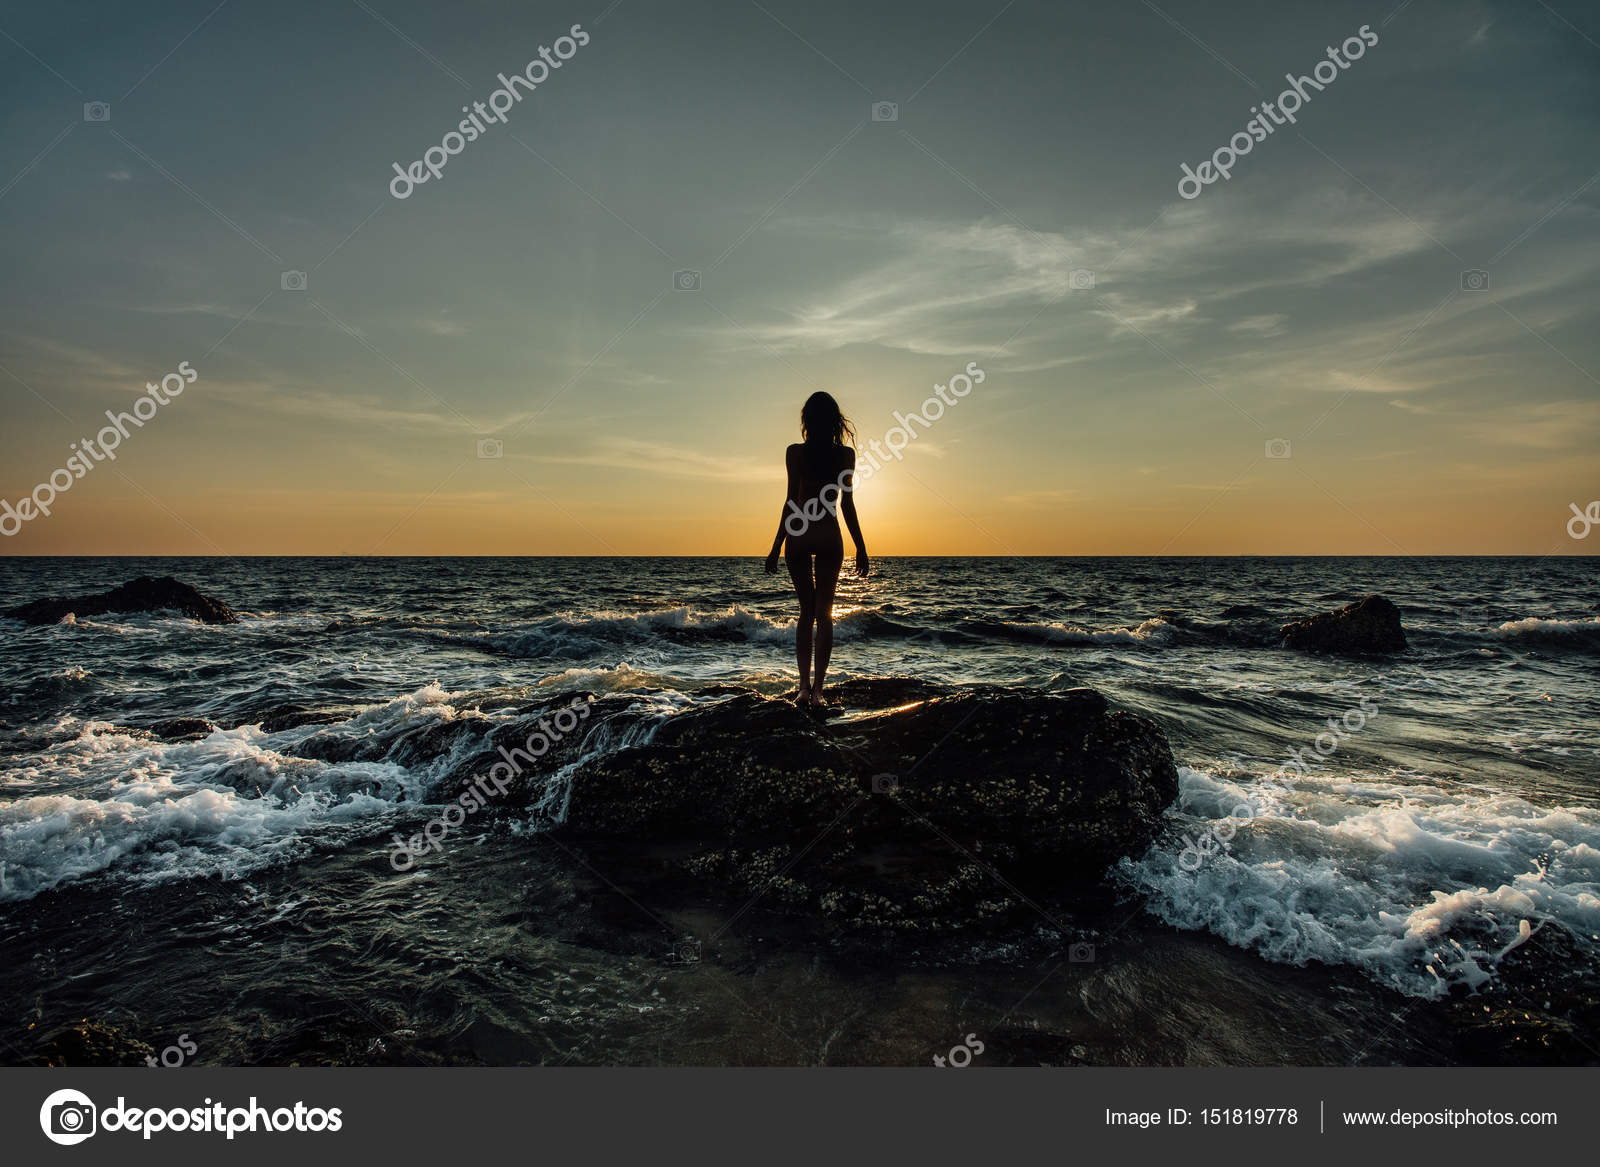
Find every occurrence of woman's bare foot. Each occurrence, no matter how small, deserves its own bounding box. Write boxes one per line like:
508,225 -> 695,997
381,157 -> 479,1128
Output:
794,684 -> 813,707
806,686 -> 826,709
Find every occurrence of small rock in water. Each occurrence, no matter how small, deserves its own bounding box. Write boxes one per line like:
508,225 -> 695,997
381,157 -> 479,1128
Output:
130,717 -> 217,740
1279,594 -> 1406,654
4,576 -> 238,626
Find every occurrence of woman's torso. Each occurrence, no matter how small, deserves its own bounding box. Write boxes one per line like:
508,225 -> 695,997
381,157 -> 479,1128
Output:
788,442 -> 849,551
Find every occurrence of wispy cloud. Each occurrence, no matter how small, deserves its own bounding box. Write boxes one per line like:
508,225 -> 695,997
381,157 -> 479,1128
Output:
1457,399 -> 1600,449
1001,488 -> 1084,507
1228,314 -> 1288,337
706,190 -> 1450,367
540,437 -> 773,482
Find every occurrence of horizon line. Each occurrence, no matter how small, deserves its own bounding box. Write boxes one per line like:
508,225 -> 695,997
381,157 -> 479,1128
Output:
2,552 -> 1594,561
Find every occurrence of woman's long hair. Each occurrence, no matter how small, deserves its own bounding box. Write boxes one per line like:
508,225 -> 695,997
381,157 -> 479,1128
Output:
800,391 -> 855,450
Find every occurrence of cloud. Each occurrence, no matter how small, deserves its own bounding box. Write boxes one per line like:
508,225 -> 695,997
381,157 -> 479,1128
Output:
1457,400 -> 1600,449
1094,294 -> 1202,336
1,334 -> 144,393
195,376 -> 534,436
540,437 -> 772,482
557,353 -> 674,389
1000,488 -> 1084,507
1174,479 -> 1258,490
706,190 -> 1445,366
720,219 -> 1083,356
1228,314 -> 1288,337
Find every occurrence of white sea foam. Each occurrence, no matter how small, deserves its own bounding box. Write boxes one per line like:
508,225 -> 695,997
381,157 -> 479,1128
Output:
1120,764 -> 1600,997
1494,616 -> 1600,638
0,731 -> 416,901
0,680 -> 708,901
519,690 -> 690,826
0,683 -> 479,902
1005,617 -> 1176,645
532,662 -> 646,687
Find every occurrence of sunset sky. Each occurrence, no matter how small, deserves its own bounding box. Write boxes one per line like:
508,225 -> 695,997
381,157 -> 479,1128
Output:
1,0 -> 1596,555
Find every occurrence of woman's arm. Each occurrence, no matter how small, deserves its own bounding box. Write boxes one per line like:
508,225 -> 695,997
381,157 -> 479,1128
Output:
839,449 -> 868,577
765,446 -> 802,573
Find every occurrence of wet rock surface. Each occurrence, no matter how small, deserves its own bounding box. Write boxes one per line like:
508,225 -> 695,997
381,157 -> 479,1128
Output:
28,1020 -> 155,1067
1280,594 -> 1407,653
4,576 -> 238,626
555,682 -> 1179,931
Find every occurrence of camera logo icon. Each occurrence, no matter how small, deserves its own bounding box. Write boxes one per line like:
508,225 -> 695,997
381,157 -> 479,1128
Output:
673,269 -> 701,291
871,101 -> 899,122
672,937 -> 702,965
40,1088 -> 97,1145
280,270 -> 308,292
1069,268 -> 1096,291
1460,269 -> 1490,292
870,773 -> 898,794
476,438 -> 504,459
1265,438 -> 1292,460
1068,941 -> 1095,963
83,102 -> 111,122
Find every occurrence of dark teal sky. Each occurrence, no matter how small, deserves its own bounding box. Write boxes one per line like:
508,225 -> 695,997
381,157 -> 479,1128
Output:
1,0 -> 1596,553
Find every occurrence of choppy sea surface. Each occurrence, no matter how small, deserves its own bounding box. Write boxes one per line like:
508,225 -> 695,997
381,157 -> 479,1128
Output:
1,556 -> 1596,1065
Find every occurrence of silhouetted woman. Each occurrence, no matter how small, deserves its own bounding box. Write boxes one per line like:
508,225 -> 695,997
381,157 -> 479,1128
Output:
765,391 -> 869,708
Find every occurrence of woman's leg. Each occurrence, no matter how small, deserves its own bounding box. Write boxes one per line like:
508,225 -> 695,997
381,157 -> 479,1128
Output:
810,549 -> 844,703
785,549 -> 816,701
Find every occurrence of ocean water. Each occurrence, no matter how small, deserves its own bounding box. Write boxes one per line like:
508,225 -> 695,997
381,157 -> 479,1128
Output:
1,556 -> 1596,1063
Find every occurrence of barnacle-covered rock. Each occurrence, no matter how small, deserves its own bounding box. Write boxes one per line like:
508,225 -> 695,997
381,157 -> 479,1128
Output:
558,682 -> 1178,930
